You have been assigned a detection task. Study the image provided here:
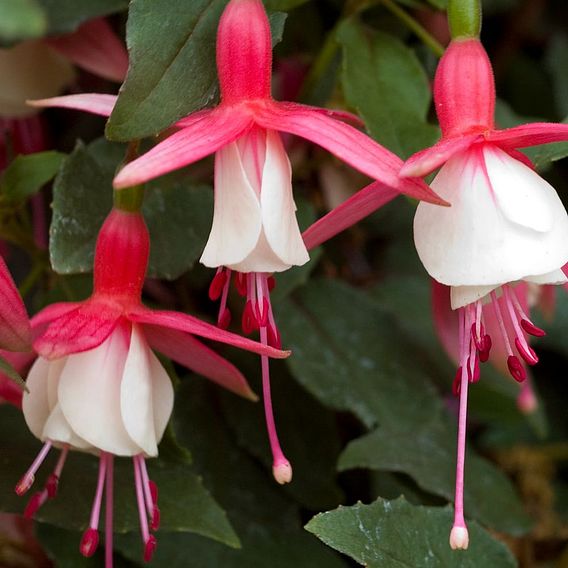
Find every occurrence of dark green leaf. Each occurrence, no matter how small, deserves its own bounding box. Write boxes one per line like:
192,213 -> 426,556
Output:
38,0 -> 128,35
49,139 -> 118,274
0,354 -> 26,391
218,356 -> 344,511
0,404 -> 238,546
338,421 -> 532,535
277,279 -> 444,429
1,151 -> 65,202
49,138 -> 213,279
337,18 -> 439,159
106,0 -> 286,141
264,0 -> 308,9
0,0 -> 46,43
305,497 -> 517,568
114,380 -> 347,567
546,33 -> 568,119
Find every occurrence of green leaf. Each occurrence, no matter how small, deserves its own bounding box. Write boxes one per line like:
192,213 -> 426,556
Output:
0,354 -> 26,392
0,151 -> 65,202
546,33 -> 568,119
305,497 -> 517,568
337,18 -> 439,159
0,404 -> 238,547
106,0 -> 286,141
338,421 -> 532,535
50,138 -> 213,279
277,279 -> 444,430
114,380 -> 347,567
37,0 -> 128,35
0,0 -> 46,43
264,0 -> 308,9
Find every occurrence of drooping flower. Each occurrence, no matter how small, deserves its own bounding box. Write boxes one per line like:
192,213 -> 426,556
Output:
16,197 -> 288,564
26,0 -> 443,484
109,0 -> 444,484
399,4 -> 568,549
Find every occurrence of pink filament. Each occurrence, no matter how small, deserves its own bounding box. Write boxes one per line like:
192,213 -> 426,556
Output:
16,441 -> 52,496
105,454 -> 114,568
453,308 -> 470,536
134,455 -> 155,561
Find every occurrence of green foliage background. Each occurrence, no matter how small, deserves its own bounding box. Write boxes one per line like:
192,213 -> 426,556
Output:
1,0 -> 568,566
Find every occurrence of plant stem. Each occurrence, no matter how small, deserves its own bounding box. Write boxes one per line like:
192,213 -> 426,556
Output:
381,0 -> 445,57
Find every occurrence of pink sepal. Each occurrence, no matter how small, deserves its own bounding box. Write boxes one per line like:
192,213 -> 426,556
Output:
434,38 -> 495,137
30,302 -> 81,332
0,257 -> 31,352
144,324 -> 257,400
254,101 -> 446,205
33,301 -> 121,360
45,18 -> 128,83
302,181 -> 398,250
217,0 -> 272,104
400,134 -> 482,178
486,122 -> 568,149
504,148 -> 535,170
128,307 -> 290,360
0,349 -> 35,407
113,108 -> 253,189
28,94 -> 117,117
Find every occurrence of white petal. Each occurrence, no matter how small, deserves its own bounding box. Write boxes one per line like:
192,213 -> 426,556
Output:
414,145 -> 568,287
484,145 -> 553,232
149,348 -> 174,445
450,284 -> 499,310
46,358 -> 66,410
120,325 -> 173,457
200,140 -> 262,268
260,130 -> 309,269
42,404 -> 92,450
22,358 -> 51,441
228,229 -> 292,273
525,268 -> 568,285
58,327 -> 142,456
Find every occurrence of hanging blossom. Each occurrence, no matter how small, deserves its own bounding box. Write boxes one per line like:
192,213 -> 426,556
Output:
399,34 -> 568,549
16,199 -> 287,565
108,0 -> 444,484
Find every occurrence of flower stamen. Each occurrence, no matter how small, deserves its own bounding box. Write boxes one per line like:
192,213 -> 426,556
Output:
133,455 -> 157,562
15,441 -> 52,496
80,454 -> 108,558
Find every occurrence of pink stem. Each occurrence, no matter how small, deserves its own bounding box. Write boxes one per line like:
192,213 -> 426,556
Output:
105,454 -> 114,568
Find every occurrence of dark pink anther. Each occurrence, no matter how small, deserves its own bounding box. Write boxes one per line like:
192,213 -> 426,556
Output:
15,474 -> 34,496
218,307 -> 231,330
507,355 -> 526,383
478,334 -> 492,362
471,322 -> 483,351
208,271 -> 227,301
467,356 -> 480,383
267,276 -> 276,291
144,535 -> 157,562
267,325 -> 281,349
520,319 -> 546,337
514,337 -> 538,366
45,473 -> 59,498
256,298 -> 270,327
23,492 -> 44,519
452,366 -> 462,397
235,272 -> 247,296
242,301 -> 258,335
150,506 -> 161,532
80,528 -> 99,557
149,481 -> 158,506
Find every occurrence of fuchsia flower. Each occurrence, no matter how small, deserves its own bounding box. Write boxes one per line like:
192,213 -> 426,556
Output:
16,203 -> 287,564
401,37 -> 568,549
110,0 -> 444,484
